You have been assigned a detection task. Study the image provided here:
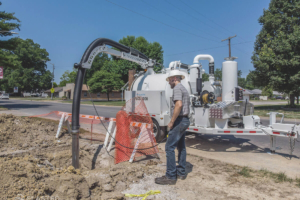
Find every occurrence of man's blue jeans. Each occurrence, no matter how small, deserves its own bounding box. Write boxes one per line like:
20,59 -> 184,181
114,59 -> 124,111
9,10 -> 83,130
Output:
165,116 -> 190,180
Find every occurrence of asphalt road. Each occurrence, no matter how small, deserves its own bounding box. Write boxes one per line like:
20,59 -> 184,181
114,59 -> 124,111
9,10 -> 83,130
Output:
1,99 -> 299,158
0,99 -> 121,118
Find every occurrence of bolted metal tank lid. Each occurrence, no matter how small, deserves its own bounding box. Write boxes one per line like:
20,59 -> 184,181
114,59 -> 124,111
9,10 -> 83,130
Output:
224,57 -> 238,61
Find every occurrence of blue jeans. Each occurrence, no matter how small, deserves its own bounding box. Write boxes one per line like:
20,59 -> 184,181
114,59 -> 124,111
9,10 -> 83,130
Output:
165,116 -> 190,180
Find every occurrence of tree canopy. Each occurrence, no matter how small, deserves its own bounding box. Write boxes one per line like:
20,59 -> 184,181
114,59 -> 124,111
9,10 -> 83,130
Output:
59,70 -> 77,87
102,36 -> 164,83
0,2 -> 21,69
251,0 -> 300,105
0,39 -> 52,93
87,71 -> 124,101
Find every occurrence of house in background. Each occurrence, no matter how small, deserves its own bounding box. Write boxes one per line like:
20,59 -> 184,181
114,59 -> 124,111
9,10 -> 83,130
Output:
250,89 -> 262,98
60,83 -> 123,100
44,87 -> 63,98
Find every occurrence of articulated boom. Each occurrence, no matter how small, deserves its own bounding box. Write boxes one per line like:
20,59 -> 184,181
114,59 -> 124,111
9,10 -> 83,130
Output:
80,44 -> 156,70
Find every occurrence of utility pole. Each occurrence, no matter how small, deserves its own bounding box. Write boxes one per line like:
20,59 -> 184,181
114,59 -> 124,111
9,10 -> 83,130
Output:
48,62 -> 55,100
221,35 -> 236,58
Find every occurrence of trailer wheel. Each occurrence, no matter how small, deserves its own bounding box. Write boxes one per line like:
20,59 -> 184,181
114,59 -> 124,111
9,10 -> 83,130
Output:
151,118 -> 166,142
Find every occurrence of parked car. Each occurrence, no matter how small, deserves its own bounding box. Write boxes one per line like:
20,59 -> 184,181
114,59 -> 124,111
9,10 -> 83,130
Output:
275,96 -> 284,100
0,93 -> 9,99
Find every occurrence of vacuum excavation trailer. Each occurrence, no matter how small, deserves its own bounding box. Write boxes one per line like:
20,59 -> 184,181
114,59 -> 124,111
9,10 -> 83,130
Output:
72,38 -> 300,168
125,53 -> 300,155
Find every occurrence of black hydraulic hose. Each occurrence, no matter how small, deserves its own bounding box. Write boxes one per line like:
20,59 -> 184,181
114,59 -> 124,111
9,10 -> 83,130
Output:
196,67 -> 202,95
244,98 -> 248,116
209,62 -> 214,75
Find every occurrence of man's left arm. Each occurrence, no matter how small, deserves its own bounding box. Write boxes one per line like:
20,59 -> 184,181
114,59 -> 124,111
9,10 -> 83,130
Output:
168,100 -> 183,129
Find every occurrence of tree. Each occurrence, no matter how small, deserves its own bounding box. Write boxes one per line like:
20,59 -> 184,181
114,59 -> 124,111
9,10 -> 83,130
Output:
84,53 -> 110,84
59,70 -> 77,87
0,2 -> 22,69
202,73 -> 209,82
251,0 -> 300,106
214,68 -> 222,81
237,70 -> 247,88
53,82 -> 58,88
244,71 -> 256,90
0,39 -> 52,93
102,36 -> 164,83
87,70 -> 124,101
262,85 -> 273,98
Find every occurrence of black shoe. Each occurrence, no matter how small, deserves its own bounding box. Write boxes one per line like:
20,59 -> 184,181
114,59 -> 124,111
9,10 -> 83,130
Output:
177,174 -> 187,180
155,176 -> 176,185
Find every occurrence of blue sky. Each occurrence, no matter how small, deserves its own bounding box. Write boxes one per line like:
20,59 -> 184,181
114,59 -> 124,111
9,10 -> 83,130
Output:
3,0 -> 270,83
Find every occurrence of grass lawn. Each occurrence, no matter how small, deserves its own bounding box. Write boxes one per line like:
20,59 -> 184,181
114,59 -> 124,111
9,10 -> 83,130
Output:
250,100 -> 288,102
10,97 -> 63,101
0,106 -> 8,111
254,104 -> 300,119
61,100 -> 125,107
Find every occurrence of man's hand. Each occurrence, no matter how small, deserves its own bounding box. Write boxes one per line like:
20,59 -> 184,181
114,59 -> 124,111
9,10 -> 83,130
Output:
168,121 -> 174,130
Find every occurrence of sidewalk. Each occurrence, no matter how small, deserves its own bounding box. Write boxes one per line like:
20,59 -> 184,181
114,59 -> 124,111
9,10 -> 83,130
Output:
158,134 -> 300,178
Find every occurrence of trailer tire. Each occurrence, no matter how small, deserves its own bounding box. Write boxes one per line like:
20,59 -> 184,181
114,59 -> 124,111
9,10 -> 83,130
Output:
151,118 -> 166,142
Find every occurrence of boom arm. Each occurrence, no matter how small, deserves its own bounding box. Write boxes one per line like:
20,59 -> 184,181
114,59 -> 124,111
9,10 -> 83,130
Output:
71,38 -> 157,168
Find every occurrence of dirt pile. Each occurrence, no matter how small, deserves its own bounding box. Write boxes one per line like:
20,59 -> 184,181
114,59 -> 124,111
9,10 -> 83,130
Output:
0,114 -> 162,200
1,113 -> 300,200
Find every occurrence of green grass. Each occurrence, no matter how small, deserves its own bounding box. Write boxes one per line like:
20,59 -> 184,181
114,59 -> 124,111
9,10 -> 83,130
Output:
238,167 -> 252,177
258,169 -> 293,183
237,168 -> 296,186
250,100 -> 288,102
10,97 -> 62,101
254,104 -> 300,119
61,100 -> 125,107
296,178 -> 300,187
0,106 -> 8,111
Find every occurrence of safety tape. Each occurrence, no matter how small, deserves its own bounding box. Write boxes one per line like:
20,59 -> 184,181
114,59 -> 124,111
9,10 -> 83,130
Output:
130,122 -> 152,129
57,111 -> 116,121
125,190 -> 161,200
128,112 -> 150,116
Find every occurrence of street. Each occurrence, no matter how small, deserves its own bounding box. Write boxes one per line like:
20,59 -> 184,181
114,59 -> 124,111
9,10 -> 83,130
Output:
1,99 -> 299,158
0,99 -> 121,118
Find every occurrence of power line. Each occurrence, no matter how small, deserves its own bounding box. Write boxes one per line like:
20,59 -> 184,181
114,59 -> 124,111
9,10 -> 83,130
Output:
165,41 -> 253,57
164,0 -> 224,39
105,0 -> 219,42
177,0 -> 248,43
140,0 -> 221,41
141,0 -> 219,39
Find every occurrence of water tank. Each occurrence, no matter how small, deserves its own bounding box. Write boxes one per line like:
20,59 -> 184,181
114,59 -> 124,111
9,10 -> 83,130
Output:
222,59 -> 237,101
130,69 -> 191,106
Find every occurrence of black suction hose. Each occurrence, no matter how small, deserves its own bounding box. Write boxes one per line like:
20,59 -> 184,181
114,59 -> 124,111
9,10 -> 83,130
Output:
71,38 -> 149,169
71,67 -> 86,168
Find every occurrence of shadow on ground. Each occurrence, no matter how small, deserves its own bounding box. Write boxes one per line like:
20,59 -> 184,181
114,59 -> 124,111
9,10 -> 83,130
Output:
0,101 -> 51,110
185,134 -> 299,160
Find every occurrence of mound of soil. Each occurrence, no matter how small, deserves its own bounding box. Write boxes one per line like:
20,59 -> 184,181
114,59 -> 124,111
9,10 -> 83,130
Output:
0,114 -> 161,200
1,113 -> 300,200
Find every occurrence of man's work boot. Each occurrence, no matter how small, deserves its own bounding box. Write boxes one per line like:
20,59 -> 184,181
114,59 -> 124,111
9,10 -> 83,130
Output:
177,174 -> 187,180
155,176 -> 176,185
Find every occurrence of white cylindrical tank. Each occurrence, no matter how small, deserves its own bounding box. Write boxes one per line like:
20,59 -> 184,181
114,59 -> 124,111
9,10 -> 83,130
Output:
222,59 -> 238,101
130,69 -> 191,106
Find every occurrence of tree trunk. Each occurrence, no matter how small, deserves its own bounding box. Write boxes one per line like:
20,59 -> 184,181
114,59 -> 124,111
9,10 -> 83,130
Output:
107,92 -> 110,101
297,94 -> 299,105
290,94 -> 295,106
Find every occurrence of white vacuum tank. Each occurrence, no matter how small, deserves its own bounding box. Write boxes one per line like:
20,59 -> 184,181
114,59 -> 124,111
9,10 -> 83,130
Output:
130,68 -> 191,105
222,58 -> 238,101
